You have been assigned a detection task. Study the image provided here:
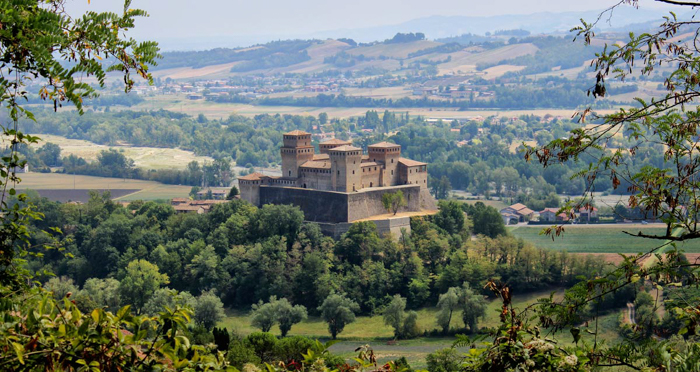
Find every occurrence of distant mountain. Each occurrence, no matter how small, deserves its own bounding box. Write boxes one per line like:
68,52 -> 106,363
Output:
307,7 -> 682,42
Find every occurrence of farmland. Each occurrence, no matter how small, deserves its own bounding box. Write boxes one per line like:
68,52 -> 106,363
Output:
30,134 -> 212,170
15,173 -> 191,201
509,224 -> 700,253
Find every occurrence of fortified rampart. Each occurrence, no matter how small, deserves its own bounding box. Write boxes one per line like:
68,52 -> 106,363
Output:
259,184 -> 423,223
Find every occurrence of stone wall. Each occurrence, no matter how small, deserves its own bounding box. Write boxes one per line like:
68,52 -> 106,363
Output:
258,184 -> 424,223
317,216 -> 411,240
347,185 -> 421,222
259,186 -> 349,223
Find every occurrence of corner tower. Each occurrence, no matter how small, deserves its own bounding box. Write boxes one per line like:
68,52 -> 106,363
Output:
368,142 -> 401,186
281,130 -> 314,178
330,145 -> 362,192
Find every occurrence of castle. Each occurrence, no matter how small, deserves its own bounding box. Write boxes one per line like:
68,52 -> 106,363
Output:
239,130 -> 437,233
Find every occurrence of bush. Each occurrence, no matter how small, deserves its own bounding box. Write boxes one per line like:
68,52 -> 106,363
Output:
245,332 -> 278,363
426,348 -> 462,372
273,336 -> 315,362
227,339 -> 260,369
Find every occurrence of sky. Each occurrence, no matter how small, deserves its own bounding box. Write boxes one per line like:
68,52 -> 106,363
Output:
66,0 -> 675,50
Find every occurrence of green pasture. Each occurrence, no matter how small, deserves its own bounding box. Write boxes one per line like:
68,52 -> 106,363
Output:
509,225 -> 700,253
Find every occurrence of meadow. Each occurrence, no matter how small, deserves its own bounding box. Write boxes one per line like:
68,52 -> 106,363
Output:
509,224 -> 700,253
219,289 -> 623,368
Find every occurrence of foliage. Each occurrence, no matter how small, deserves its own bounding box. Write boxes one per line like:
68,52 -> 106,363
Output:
194,290 -> 226,330
381,190 -> 407,215
318,293 -> 360,339
118,259 -> 169,313
250,296 -> 308,337
0,289 -> 232,371
382,294 -> 420,339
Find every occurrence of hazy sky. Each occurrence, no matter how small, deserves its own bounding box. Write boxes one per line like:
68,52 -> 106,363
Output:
66,0 -> 673,49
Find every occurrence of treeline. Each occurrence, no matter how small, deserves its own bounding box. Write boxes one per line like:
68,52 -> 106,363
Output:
157,39 -> 315,70
255,87 -> 595,109
21,194 -> 610,320
407,42 -> 464,58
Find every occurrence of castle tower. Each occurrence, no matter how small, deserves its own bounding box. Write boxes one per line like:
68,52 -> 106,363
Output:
281,130 -> 314,179
329,145 -> 362,192
368,142 -> 401,186
319,138 -> 352,154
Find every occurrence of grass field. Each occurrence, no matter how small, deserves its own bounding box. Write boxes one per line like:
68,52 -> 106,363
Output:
220,289 -> 622,368
15,173 -> 191,200
509,224 -> 700,253
30,134 -> 212,170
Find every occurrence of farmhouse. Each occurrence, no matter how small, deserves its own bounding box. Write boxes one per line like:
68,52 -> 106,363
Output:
578,206 -> 598,222
240,130 -> 437,236
171,198 -> 227,214
539,207 -> 569,222
500,203 -> 534,224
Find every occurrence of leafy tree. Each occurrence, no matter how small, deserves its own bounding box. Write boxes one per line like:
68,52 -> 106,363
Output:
381,190 -> 407,215
383,294 -> 420,339
142,288 -> 195,316
44,276 -> 78,301
471,204 -> 507,238
383,294 -> 407,339
37,142 -> 62,166
434,200 -> 466,236
194,290 -> 226,330
318,112 -> 328,124
227,185 -> 239,200
251,297 -> 278,332
79,278 -> 122,313
318,293 -> 360,339
436,287 -> 460,333
460,283 -> 486,333
118,259 -> 169,313
275,298 -> 308,337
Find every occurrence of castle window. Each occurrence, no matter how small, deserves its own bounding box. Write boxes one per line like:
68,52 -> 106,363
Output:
337,170 -> 340,175
352,170 -> 355,174
391,159 -> 394,163
289,170 -> 291,177
391,170 -> 394,175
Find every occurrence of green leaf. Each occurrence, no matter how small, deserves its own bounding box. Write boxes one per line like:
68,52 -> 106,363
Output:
12,342 -> 25,364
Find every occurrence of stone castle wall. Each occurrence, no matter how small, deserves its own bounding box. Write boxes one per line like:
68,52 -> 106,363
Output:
258,184 -> 423,223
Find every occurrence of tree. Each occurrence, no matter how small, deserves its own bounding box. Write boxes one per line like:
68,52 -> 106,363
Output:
142,288 -> 196,316
381,190 -> 407,215
37,142 -> 62,166
251,298 -> 278,332
275,298 -> 308,337
434,200 -> 466,236
119,259 -> 169,313
318,112 -> 328,124
436,287 -> 460,334
471,205 -> 507,238
317,293 -> 360,339
227,185 -> 239,200
80,278 -> 122,313
194,290 -> 226,330
383,295 -> 407,339
459,283 -> 486,333
44,276 -> 77,301
383,294 -> 420,339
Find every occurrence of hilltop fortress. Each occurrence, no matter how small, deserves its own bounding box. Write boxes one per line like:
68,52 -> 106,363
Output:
240,130 -> 437,236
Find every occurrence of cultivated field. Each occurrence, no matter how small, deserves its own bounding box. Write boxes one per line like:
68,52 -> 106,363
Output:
29,134 -> 212,170
133,96 -> 621,120
509,224 -> 700,253
15,173 -> 191,200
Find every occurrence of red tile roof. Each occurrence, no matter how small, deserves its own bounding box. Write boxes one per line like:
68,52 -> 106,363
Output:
399,157 -> 426,167
369,141 -> 400,148
238,172 -> 265,180
284,130 -> 310,136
